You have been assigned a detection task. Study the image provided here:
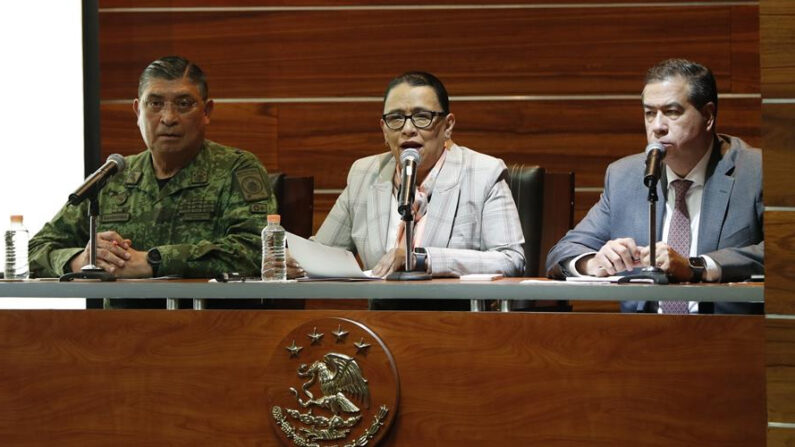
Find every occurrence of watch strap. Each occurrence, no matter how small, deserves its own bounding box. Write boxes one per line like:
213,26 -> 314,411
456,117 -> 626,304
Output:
688,256 -> 705,282
413,247 -> 428,273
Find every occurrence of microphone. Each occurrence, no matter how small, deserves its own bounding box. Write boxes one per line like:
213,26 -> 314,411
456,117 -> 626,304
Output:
643,142 -> 666,188
68,154 -> 127,206
397,148 -> 421,219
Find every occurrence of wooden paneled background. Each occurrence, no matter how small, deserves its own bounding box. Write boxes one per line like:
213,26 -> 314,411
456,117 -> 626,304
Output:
96,1 -> 761,231
761,0 -> 795,445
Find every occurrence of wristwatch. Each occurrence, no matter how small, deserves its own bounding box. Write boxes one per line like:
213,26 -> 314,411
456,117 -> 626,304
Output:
413,247 -> 428,273
688,256 -> 706,282
147,248 -> 162,277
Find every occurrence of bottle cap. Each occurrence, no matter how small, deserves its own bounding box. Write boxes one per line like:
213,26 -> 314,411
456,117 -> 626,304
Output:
267,214 -> 281,224
10,215 -> 23,223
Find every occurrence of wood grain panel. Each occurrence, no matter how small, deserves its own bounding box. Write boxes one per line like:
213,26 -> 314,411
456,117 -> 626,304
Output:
101,0 -> 754,7
314,192 -> 337,234
97,6 -> 759,99
575,190 -> 603,225
762,104 -> 795,207
768,427 -> 795,446
765,211 -> 795,315
767,318 -> 795,422
761,0 -> 795,98
276,99 -> 762,190
100,103 -> 279,169
0,310 -> 765,446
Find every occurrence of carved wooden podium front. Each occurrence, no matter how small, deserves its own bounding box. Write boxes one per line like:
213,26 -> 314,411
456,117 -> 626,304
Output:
0,310 -> 764,446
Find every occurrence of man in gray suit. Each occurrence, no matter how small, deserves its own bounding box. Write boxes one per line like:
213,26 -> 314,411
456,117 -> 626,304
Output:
313,72 -> 525,309
546,59 -> 763,314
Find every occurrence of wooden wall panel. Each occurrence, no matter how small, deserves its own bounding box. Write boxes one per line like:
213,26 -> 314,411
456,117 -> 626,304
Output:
767,427 -> 795,446
767,318 -> 795,423
761,0 -> 795,98
761,0 -> 795,443
101,0 -> 754,7
765,212 -> 795,315
762,104 -> 795,207
98,6 -> 758,99
0,310 -> 766,446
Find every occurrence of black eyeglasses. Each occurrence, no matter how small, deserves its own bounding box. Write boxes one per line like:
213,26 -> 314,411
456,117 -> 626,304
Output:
143,97 -> 200,115
382,110 -> 446,130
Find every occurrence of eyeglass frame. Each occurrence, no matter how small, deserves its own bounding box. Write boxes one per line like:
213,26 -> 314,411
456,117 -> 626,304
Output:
381,110 -> 447,130
141,96 -> 203,115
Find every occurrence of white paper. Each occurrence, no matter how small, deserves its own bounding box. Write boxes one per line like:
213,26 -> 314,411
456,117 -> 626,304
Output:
286,232 -> 378,279
564,275 -> 624,283
564,275 -> 653,284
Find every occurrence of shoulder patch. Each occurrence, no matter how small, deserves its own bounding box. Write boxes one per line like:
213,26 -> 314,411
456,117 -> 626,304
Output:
235,167 -> 271,202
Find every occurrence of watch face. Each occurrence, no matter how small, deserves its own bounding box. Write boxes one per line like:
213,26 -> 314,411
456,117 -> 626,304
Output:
689,257 -> 705,268
148,249 -> 162,264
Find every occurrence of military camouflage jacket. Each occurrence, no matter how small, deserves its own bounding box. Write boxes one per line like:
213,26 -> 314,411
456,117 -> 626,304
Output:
29,140 -> 276,278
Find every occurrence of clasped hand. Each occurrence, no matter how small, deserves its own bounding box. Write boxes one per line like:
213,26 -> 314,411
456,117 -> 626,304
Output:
69,231 -> 151,278
578,238 -> 691,281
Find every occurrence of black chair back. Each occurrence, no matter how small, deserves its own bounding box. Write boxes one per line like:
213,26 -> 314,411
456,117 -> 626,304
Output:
506,165 -> 545,276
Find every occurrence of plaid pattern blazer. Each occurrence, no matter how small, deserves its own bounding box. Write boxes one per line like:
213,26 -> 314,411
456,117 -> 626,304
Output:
314,144 -> 525,277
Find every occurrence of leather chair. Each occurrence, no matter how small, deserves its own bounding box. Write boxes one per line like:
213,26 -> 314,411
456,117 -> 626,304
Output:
268,173 -> 314,238
500,164 -> 574,312
507,164 -> 545,276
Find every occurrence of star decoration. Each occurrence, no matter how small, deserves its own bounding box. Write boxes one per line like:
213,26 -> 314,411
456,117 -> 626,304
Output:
286,340 -> 303,358
332,324 -> 349,343
307,327 -> 324,345
354,337 -> 371,355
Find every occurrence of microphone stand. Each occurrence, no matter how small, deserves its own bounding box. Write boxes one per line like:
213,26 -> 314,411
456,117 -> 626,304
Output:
618,181 -> 668,284
386,195 -> 431,281
60,189 -> 115,282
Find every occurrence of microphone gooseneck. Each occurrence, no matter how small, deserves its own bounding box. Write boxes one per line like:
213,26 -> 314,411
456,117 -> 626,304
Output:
68,153 -> 127,206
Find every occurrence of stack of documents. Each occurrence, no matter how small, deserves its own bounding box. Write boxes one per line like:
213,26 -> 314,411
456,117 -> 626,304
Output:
285,232 -> 379,280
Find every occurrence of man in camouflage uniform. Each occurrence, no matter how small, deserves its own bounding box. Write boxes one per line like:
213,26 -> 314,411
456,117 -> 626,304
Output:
29,56 -> 276,282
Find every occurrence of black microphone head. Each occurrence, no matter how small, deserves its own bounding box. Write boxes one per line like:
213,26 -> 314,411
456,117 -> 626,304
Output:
107,153 -> 127,173
644,142 -> 666,157
400,148 -> 421,165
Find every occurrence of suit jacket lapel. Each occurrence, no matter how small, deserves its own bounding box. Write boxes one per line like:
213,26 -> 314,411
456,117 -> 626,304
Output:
366,155 -> 395,259
698,142 -> 734,253
420,145 -> 463,247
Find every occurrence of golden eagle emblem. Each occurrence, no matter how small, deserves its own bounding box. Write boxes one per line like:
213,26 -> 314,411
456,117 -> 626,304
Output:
268,318 -> 398,446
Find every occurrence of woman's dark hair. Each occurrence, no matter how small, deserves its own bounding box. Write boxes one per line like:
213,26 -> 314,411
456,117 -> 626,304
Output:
384,71 -> 449,113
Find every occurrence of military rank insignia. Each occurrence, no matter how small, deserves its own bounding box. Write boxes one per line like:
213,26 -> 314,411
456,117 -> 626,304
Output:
236,168 -> 271,202
267,318 -> 399,446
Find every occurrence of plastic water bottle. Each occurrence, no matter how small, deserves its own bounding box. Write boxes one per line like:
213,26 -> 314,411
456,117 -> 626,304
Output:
261,214 -> 286,281
4,215 -> 29,279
